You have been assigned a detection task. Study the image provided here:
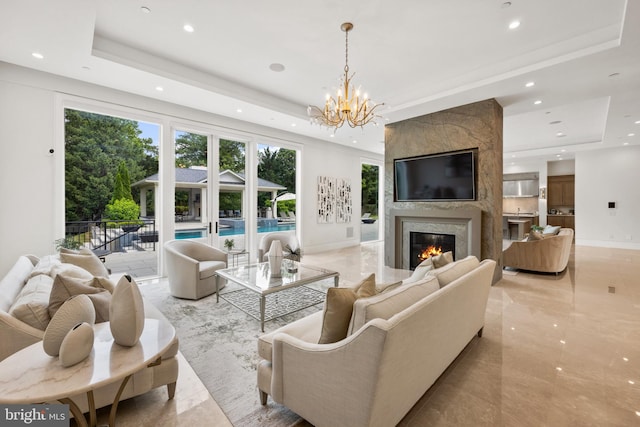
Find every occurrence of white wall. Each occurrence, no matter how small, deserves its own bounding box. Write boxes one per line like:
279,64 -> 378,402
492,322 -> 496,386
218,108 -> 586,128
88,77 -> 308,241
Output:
575,147 -> 640,249
503,159 -> 549,225
0,63 -> 382,275
547,159 -> 575,176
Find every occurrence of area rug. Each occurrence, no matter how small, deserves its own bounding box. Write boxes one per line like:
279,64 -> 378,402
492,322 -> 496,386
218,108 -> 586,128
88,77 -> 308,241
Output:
140,278 -> 340,426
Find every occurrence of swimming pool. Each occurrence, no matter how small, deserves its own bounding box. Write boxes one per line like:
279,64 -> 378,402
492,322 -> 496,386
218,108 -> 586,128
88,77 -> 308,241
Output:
220,222 -> 296,236
175,229 -> 205,239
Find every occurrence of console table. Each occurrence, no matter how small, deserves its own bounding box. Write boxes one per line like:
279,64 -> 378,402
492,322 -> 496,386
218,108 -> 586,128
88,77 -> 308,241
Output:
0,318 -> 176,427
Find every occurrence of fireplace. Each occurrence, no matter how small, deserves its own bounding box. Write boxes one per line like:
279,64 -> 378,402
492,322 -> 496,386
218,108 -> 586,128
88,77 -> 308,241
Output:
409,232 -> 455,270
387,207 -> 481,270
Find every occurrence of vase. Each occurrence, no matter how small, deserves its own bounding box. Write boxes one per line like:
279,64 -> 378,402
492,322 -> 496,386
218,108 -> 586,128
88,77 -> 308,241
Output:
59,322 -> 94,367
43,294 -> 96,357
268,240 -> 283,278
109,274 -> 145,347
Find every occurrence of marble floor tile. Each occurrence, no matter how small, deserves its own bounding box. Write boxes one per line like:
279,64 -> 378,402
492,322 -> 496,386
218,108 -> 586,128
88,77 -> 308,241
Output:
76,242 -> 640,426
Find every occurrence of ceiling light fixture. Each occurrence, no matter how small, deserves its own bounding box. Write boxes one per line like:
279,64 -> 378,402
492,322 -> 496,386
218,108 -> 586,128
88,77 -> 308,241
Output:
525,81 -> 535,87
509,20 -> 521,30
155,86 -> 163,92
629,133 -> 636,137
307,22 -> 383,130
635,120 -> 640,124
534,100 -> 542,105
32,52 -> 44,59
183,24 -> 194,33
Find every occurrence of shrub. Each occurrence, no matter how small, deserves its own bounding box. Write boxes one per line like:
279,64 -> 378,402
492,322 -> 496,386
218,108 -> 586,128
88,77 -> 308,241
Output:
105,198 -> 140,221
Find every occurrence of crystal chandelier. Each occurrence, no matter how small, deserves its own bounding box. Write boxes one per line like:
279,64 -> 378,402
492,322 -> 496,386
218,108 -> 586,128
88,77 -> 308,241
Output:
307,22 -> 383,130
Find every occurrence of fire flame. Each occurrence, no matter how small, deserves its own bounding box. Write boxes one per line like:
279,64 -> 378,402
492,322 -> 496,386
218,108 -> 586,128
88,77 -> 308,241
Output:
418,245 -> 443,261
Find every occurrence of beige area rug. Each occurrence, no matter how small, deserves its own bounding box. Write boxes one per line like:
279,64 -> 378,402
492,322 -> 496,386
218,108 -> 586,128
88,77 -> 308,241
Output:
140,279 -> 338,426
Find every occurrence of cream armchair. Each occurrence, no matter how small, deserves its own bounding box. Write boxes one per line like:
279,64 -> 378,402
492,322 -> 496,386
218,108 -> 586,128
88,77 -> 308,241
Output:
257,232 -> 301,262
164,240 -> 227,300
502,228 -> 573,274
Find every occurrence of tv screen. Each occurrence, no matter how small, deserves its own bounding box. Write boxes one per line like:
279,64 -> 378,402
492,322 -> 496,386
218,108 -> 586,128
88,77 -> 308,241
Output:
394,149 -> 477,201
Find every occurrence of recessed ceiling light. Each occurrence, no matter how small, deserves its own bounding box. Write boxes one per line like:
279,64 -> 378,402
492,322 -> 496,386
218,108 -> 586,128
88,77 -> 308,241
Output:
508,20 -> 521,30
624,142 -> 630,146
155,86 -> 164,92
534,100 -> 542,105
556,132 -> 564,137
352,140 -> 357,144
556,154 -> 561,157
330,134 -> 335,138
269,63 -> 285,72
31,52 -> 44,59
291,123 -> 296,127
549,120 -> 562,125
183,24 -> 195,33
629,133 -> 636,137
236,108 -> 242,113
141,6 -> 151,13
635,120 -> 640,124
525,81 -> 535,88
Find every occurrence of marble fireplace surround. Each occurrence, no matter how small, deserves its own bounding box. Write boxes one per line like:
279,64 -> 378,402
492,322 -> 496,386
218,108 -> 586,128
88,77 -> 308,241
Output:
389,207 -> 481,270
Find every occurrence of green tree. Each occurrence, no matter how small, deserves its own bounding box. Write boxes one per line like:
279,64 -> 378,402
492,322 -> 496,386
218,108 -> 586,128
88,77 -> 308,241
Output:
111,161 -> 133,202
361,164 -> 379,216
64,109 -> 150,221
175,132 -> 207,167
104,198 -> 140,221
257,146 -> 296,209
220,139 -> 245,172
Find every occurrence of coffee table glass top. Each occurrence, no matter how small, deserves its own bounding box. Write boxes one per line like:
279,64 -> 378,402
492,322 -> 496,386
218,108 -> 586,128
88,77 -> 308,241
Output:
216,262 -> 338,295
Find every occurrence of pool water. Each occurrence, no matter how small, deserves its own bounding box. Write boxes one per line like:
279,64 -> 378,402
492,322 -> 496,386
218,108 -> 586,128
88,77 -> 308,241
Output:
220,222 -> 296,236
175,230 -> 205,239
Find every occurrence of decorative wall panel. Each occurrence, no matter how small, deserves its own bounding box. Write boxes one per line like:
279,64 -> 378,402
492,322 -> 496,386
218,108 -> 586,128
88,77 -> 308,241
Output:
336,178 -> 352,223
317,176 -> 335,223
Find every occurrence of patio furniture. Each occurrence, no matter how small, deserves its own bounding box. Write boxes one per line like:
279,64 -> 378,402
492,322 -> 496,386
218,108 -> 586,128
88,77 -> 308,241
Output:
164,240 -> 228,300
361,213 -> 376,224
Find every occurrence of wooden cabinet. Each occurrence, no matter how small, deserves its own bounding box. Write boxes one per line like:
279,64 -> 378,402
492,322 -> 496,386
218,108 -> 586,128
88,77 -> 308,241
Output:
547,215 -> 574,229
548,175 -> 574,207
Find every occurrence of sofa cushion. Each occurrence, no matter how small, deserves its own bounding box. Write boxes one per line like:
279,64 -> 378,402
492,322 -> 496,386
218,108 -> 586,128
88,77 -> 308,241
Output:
376,280 -> 403,293
258,310 -> 324,362
348,275 -> 440,335
59,248 -> 110,277
49,263 -> 95,281
318,273 -> 376,344
431,256 -> 480,287
8,274 -> 54,330
49,275 -> 114,322
0,256 -> 36,312
199,261 -> 227,280
402,258 -> 433,285
29,255 -> 62,278
431,251 -> 454,269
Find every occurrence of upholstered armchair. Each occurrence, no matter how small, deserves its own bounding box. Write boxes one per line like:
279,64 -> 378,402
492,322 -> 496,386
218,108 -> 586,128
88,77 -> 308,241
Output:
257,232 -> 301,262
164,240 -> 227,300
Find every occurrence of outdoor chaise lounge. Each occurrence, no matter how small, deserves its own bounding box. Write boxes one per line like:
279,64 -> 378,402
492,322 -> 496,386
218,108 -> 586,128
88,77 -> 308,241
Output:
361,213 -> 376,224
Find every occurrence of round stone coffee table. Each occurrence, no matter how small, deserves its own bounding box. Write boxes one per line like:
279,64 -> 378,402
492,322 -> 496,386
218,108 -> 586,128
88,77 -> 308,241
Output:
0,318 -> 176,427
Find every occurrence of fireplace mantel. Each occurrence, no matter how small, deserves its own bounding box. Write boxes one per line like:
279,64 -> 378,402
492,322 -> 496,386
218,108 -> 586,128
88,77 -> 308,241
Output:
387,208 -> 481,269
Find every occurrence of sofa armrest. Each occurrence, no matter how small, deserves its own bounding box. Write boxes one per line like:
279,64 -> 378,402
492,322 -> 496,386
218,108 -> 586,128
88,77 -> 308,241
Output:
270,321 -> 388,426
502,230 -> 573,273
0,311 -> 44,362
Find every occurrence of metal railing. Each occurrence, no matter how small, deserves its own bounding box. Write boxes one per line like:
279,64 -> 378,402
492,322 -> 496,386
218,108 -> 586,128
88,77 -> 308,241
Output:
64,219 -> 157,253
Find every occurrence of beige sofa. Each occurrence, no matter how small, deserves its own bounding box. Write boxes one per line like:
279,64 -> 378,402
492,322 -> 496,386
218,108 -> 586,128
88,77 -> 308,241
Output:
502,227 -> 573,274
0,254 -> 179,413
257,256 -> 496,427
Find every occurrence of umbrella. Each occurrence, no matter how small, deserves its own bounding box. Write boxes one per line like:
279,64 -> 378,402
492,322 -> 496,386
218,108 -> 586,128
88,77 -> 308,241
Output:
275,192 -> 296,201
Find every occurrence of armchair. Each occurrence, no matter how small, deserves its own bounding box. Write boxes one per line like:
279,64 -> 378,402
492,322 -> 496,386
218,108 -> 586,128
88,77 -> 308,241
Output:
257,232 -> 301,262
164,240 -> 227,300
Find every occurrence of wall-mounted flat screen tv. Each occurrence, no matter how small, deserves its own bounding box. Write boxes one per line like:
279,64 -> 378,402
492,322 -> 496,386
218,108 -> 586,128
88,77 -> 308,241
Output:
394,149 -> 477,201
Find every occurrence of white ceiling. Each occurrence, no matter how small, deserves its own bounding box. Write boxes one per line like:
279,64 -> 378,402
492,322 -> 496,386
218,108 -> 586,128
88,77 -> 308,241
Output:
1,0 -> 639,162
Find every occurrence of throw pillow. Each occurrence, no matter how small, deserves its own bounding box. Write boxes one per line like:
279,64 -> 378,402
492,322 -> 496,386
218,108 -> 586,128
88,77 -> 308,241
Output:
431,256 -> 480,287
403,258 -> 433,285
318,273 -> 376,344
8,274 -> 54,330
527,230 -> 544,241
431,251 -> 454,269
543,225 -> 561,235
59,248 -> 110,277
49,274 -> 113,322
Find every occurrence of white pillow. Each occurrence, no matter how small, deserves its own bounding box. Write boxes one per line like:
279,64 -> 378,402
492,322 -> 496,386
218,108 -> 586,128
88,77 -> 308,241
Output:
543,225 -> 561,235
403,258 -> 433,284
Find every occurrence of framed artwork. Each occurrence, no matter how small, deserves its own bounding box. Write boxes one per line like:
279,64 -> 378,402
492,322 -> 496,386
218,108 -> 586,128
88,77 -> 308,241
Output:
336,178 -> 352,223
317,176 -> 336,223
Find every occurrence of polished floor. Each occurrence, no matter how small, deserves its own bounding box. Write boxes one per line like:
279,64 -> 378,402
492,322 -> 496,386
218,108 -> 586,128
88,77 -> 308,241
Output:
108,241 -> 640,426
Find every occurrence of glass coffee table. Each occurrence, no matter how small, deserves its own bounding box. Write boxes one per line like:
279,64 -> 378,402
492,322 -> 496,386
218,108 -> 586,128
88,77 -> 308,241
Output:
215,262 -> 339,331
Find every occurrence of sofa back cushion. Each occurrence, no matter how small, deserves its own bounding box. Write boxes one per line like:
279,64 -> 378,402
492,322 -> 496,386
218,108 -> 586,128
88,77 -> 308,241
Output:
431,256 -> 480,287
9,274 -> 54,330
59,248 -> 110,277
0,256 -> 36,312
347,275 -> 440,336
